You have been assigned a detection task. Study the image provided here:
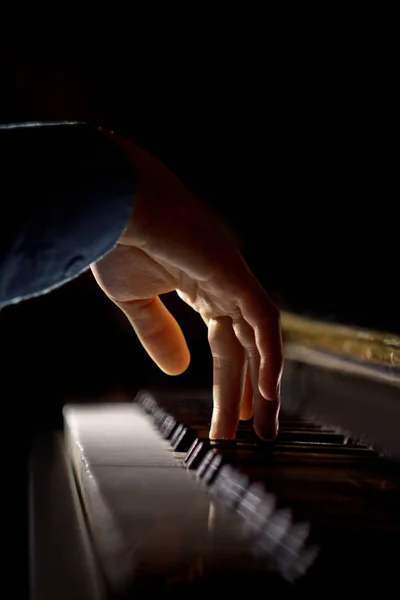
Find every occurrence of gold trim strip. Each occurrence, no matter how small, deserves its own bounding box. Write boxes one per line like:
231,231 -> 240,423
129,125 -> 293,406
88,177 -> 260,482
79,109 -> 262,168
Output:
281,312 -> 400,369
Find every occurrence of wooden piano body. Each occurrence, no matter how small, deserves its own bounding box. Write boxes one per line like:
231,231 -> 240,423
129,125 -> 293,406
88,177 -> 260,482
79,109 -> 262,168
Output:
29,312 -> 400,599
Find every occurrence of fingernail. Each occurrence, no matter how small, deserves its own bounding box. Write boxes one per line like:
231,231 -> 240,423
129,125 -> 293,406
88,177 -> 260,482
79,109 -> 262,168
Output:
254,415 -> 278,441
254,398 -> 280,440
255,424 -> 278,442
210,419 -> 237,441
263,385 -> 280,402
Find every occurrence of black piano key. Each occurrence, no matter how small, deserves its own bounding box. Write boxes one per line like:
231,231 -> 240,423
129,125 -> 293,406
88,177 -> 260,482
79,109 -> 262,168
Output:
130,388 -> 400,589
153,407 -> 168,429
184,439 -> 210,469
286,545 -> 320,583
198,451 -> 224,485
184,438 -> 201,463
270,443 -> 378,462
234,462 -> 400,529
160,415 -> 179,439
173,424 -> 213,437
193,438 -> 400,531
210,464 -> 249,509
196,448 -> 218,479
276,430 -> 345,444
171,425 -> 210,448
278,421 -> 323,431
235,427 -> 259,442
135,391 -> 158,414
200,444 -> 275,470
253,508 -> 293,559
66,401 -> 280,594
274,521 -> 311,577
236,426 -> 348,446
237,418 -> 325,436
169,423 -> 185,447
185,439 -> 246,469
172,427 -> 197,452
237,483 -> 276,536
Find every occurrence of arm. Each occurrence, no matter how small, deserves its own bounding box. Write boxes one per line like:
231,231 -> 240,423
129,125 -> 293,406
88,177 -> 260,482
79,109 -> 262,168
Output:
0,122 -> 135,307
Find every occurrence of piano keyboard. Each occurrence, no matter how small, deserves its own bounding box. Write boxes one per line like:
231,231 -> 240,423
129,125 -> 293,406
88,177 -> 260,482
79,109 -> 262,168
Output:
63,389 -> 400,596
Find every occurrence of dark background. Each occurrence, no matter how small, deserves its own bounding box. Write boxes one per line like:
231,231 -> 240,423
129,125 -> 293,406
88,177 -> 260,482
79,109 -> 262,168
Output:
0,38 -> 397,429
0,32 -> 397,598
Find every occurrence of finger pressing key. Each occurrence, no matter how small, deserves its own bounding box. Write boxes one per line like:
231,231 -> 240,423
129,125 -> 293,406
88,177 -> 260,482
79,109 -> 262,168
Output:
233,316 -> 279,440
208,316 -> 246,439
239,367 -> 254,421
238,284 -> 283,403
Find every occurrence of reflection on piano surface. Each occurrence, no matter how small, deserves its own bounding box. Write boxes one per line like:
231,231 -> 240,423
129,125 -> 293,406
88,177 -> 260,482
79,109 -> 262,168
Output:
30,313 -> 400,599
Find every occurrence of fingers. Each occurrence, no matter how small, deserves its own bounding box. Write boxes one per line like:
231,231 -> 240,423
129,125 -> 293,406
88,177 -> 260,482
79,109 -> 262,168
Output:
239,286 -> 283,402
233,317 -> 279,440
239,367 -> 253,421
208,317 -> 246,439
114,296 -> 190,375
256,315 -> 283,402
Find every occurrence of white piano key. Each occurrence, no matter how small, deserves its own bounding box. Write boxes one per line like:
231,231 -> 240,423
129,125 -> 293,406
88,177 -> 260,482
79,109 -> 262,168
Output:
64,404 -> 182,467
29,433 -> 105,600
63,403 -> 259,595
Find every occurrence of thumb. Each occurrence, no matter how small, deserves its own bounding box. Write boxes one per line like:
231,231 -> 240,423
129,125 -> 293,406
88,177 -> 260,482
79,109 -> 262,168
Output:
115,296 -> 191,376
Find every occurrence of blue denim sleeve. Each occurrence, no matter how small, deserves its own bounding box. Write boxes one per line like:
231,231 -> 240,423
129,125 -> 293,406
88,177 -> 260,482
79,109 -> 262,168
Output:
0,122 -> 135,307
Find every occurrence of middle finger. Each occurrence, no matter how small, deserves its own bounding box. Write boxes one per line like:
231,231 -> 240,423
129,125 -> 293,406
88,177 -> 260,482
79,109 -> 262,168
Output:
208,316 -> 246,439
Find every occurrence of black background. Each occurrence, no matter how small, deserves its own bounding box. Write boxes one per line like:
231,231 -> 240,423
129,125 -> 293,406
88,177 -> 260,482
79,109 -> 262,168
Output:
0,36 -> 398,426
0,30 -> 397,598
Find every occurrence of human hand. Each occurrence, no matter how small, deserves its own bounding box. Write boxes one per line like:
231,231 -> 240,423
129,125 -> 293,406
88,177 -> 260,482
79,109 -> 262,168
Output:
91,134 -> 283,440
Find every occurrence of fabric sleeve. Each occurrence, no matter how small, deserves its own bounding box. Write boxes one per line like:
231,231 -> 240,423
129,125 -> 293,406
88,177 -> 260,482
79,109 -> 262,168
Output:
0,122 -> 135,307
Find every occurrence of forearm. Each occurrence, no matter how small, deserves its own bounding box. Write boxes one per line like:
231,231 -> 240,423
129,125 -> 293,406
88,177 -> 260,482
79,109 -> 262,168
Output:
0,122 -> 135,307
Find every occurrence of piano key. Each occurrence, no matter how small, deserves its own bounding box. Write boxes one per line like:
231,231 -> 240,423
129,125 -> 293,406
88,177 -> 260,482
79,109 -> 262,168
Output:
162,414 -> 400,533
172,427 -> 211,452
153,407 -> 168,428
276,430 -> 345,443
64,386 -> 400,591
210,464 -> 249,509
199,452 -> 223,485
30,432 -> 105,600
169,423 -> 185,447
286,544 -> 320,583
135,390 -> 158,414
63,403 -> 267,595
171,426 -> 197,452
237,483 -> 276,536
196,448 -> 219,479
276,421 -> 324,430
64,405 -> 183,469
184,439 -> 210,470
145,387 -> 400,585
201,445 -> 274,468
159,414 -> 179,439
253,508 -> 293,558
274,521 -> 311,577
236,462 -> 400,530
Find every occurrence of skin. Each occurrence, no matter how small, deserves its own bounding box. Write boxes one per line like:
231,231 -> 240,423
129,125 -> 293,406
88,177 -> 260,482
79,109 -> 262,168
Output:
2,47 -> 283,439
91,133 -> 283,440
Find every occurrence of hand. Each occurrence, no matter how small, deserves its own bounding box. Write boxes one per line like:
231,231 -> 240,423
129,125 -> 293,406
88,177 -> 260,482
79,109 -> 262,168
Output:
91,134 -> 283,440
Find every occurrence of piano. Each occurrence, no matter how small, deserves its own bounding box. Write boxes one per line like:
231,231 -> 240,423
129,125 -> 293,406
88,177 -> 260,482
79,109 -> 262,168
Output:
5,37 -> 397,599
29,310 -> 400,599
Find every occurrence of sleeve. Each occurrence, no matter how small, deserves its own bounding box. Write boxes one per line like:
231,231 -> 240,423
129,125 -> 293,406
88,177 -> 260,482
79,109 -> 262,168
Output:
0,122 -> 135,308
